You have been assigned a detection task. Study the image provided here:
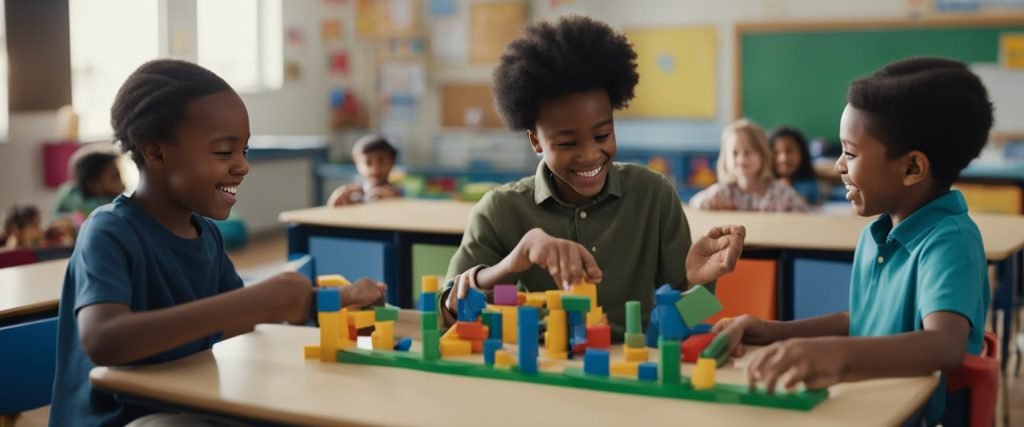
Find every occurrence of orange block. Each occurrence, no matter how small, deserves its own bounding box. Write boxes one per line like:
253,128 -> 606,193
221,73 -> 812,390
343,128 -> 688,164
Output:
455,321 -> 488,340
708,259 -> 777,323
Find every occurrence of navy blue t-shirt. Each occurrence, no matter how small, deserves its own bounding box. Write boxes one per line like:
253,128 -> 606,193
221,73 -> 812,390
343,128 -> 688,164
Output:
49,195 -> 243,427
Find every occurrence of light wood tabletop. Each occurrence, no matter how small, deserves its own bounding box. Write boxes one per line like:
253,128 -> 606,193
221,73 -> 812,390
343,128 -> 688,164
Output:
91,318 -> 938,427
0,258 -> 67,320
278,199 -> 1024,261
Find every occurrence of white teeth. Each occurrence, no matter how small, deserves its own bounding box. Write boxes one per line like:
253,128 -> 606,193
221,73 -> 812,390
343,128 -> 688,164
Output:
573,165 -> 602,178
218,186 -> 238,195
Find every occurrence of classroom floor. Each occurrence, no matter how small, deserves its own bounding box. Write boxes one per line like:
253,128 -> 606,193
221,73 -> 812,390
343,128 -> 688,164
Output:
10,232 -> 1024,427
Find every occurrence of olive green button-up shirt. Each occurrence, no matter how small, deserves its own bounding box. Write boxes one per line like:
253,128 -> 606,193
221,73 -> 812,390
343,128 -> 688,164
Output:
446,161 -> 693,333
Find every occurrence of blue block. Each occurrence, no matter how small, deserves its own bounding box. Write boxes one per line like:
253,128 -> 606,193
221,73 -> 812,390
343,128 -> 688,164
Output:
489,312 -> 503,340
645,309 -> 660,348
484,339 -> 502,365
419,291 -> 437,312
657,305 -> 690,341
316,288 -> 341,312
690,323 -> 712,334
457,287 -> 487,321
572,324 -> 587,345
394,337 -> 413,352
638,362 -> 658,381
583,349 -> 610,376
518,307 -> 539,374
567,310 -> 585,327
655,285 -> 682,306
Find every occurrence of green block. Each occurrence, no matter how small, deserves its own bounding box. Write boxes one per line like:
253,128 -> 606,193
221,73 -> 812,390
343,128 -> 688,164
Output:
481,310 -> 496,329
659,339 -> 681,384
561,295 -> 592,313
675,285 -> 723,327
625,333 -> 645,348
375,306 -> 400,322
421,312 -> 439,331
422,329 -> 440,360
701,332 -> 731,360
625,300 -> 641,334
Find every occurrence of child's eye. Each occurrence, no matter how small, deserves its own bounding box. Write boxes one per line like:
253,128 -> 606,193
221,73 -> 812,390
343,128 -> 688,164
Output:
595,133 -> 611,142
214,151 -> 232,157
843,151 -> 856,159
556,141 -> 577,148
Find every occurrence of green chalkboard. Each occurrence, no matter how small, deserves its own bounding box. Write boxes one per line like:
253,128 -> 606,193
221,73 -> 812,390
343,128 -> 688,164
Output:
740,22 -> 1024,141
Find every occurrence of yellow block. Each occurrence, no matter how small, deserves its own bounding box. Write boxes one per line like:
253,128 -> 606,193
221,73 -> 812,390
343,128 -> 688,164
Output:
545,309 -> 567,355
317,274 -> 351,287
422,275 -> 440,293
494,349 -> 516,367
545,350 -> 568,360
303,345 -> 320,359
586,306 -> 605,327
611,361 -> 640,377
372,321 -> 394,350
441,325 -> 461,341
501,306 -> 518,344
545,290 -> 563,310
692,358 -> 717,390
625,347 -> 648,362
569,281 -> 598,309
441,339 -> 472,357
524,292 -> 547,308
318,312 -> 341,362
348,310 -> 376,329
338,308 -> 353,349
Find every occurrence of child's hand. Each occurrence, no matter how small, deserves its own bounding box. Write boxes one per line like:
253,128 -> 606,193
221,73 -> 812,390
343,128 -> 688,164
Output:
340,278 -> 388,308
327,184 -> 364,207
366,185 -> 400,201
506,228 -> 603,290
444,266 -> 484,315
686,225 -> 745,285
745,337 -> 845,393
263,271 -> 315,324
711,314 -> 771,358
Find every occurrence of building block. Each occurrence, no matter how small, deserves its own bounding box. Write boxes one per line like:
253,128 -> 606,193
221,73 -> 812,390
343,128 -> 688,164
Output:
441,325 -> 460,341
422,329 -> 440,360
586,325 -> 611,349
682,333 -> 716,363
583,349 -> 610,376
375,306 -> 399,322
348,310 -> 376,329
419,291 -> 437,312
611,361 -> 639,377
524,292 -> 547,308
690,323 -> 713,334
572,342 -> 587,357
371,321 -> 395,350
316,288 -> 341,312
659,339 -> 681,384
440,339 -> 472,357
701,332 -> 732,367
569,280 -> 598,308
455,321 -> 488,340
471,340 -> 483,353
568,310 -> 585,327
561,295 -> 592,313
348,323 -> 357,340
645,316 -> 660,348
486,310 -> 503,340
494,350 -> 516,368
655,284 -> 682,306
625,347 -> 649,362
638,362 -> 658,381
518,306 -> 539,374
517,292 -> 527,305
394,337 -> 413,352
625,333 -> 645,349
422,275 -> 440,292
692,357 -> 717,390
317,274 -> 350,287
500,306 -> 518,344
493,284 -> 518,306
676,285 -> 723,327
546,309 -> 568,358
458,287 -> 487,321
586,306 -> 605,326
303,345 -> 319,359
318,312 -> 340,362
625,300 -> 641,334
484,339 -> 502,365
421,312 -> 439,331
657,305 -> 690,341
545,290 -> 563,310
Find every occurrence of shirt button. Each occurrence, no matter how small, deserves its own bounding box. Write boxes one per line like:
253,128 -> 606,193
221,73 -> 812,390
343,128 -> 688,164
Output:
580,211 -> 588,219
877,256 -> 884,264
591,246 -> 597,252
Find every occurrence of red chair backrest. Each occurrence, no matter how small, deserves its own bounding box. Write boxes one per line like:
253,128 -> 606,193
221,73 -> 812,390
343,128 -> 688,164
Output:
946,331 -> 999,427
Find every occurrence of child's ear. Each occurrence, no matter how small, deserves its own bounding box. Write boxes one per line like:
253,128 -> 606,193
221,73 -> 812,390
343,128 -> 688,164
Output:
527,130 -> 543,154
140,142 -> 164,167
902,151 -> 930,187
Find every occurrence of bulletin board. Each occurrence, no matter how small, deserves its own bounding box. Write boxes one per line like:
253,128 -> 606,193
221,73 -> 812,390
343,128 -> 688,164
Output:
440,84 -> 505,128
356,0 -> 420,39
469,1 -> 526,63
620,26 -> 718,119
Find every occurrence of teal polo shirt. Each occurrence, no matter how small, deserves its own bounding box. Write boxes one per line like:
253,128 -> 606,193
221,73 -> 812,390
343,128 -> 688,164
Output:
849,190 -> 989,424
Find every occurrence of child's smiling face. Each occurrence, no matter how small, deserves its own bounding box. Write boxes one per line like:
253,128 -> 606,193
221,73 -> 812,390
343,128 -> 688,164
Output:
728,134 -> 763,181
836,104 -> 906,217
158,90 -> 251,220
528,89 -> 617,205
772,136 -> 802,179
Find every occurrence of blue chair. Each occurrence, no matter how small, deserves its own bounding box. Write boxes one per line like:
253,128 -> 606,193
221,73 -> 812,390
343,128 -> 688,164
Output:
0,317 -> 58,415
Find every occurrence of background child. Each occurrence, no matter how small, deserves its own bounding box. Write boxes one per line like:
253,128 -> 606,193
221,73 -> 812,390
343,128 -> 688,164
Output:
327,134 -> 401,206
53,149 -> 126,220
442,15 -> 746,335
714,57 -> 992,426
690,119 -> 809,212
49,59 -> 387,426
768,126 -> 823,205
2,204 -> 43,249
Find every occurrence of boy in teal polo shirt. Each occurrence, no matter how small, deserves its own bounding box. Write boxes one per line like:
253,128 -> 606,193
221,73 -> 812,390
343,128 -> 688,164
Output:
441,15 -> 747,331
715,57 -> 992,425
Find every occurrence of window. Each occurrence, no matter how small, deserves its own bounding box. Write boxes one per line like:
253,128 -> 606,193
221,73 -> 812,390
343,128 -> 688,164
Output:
197,0 -> 283,93
70,0 -> 159,140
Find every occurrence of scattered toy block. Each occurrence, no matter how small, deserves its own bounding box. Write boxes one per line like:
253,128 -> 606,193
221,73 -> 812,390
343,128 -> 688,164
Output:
625,300 -> 642,334
484,339 -> 502,365
421,312 -> 439,331
494,350 -> 516,368
676,285 -> 723,327
545,290 -> 563,310
486,310 -> 503,340
645,314 -> 660,348
659,339 -> 681,384
572,342 -> 587,357
583,349 -> 610,376
692,357 -> 717,390
625,332 -> 645,349
458,287 -> 487,321
316,288 -> 341,312
319,311 -> 341,362
375,306 -> 399,322
561,295 -> 592,313
441,325 -> 460,341
657,305 -> 690,341
493,284 -> 519,306
394,337 -> 413,352
691,323 -> 713,334
419,292 -> 437,312
317,274 -> 350,287
625,347 -> 649,362
701,332 -> 732,367
421,275 -> 440,293
303,345 -> 319,359
518,306 -> 540,374
586,306 -> 605,326
567,310 -> 585,326
440,339 -> 472,357
546,309 -> 568,357
638,362 -> 658,381
569,280 -> 598,309
517,292 -> 527,305
500,306 -> 518,344
455,321 -> 488,340
682,333 -> 716,363
586,325 -> 611,349
611,361 -> 639,377
371,321 -> 395,350
348,310 -> 376,329
471,339 -> 483,353
348,322 -> 357,340
524,292 -> 547,308
655,284 -> 682,306
421,329 -> 440,360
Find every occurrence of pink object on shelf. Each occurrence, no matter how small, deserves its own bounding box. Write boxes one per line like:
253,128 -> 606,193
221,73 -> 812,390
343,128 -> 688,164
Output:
493,284 -> 519,306
42,140 -> 81,188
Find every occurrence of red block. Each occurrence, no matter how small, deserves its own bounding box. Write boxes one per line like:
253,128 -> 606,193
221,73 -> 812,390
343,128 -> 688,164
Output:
471,339 -> 483,353
456,321 -> 488,340
572,342 -> 587,356
586,325 -> 611,349
682,333 -> 716,363
348,323 -> 357,340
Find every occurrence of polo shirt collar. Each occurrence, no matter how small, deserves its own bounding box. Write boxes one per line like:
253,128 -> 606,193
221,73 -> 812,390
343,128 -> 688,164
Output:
868,190 -> 968,248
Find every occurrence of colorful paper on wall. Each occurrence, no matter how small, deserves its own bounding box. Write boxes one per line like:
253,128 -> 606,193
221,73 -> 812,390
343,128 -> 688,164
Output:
621,26 -> 717,119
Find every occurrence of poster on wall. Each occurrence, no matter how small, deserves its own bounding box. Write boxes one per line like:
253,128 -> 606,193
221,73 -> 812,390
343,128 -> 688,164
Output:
1002,33 -> 1024,70
469,1 -> 525,63
620,26 -> 717,119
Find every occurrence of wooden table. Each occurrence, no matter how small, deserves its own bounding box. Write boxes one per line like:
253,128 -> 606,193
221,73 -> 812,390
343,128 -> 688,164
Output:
0,259 -> 67,321
91,321 -> 939,427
